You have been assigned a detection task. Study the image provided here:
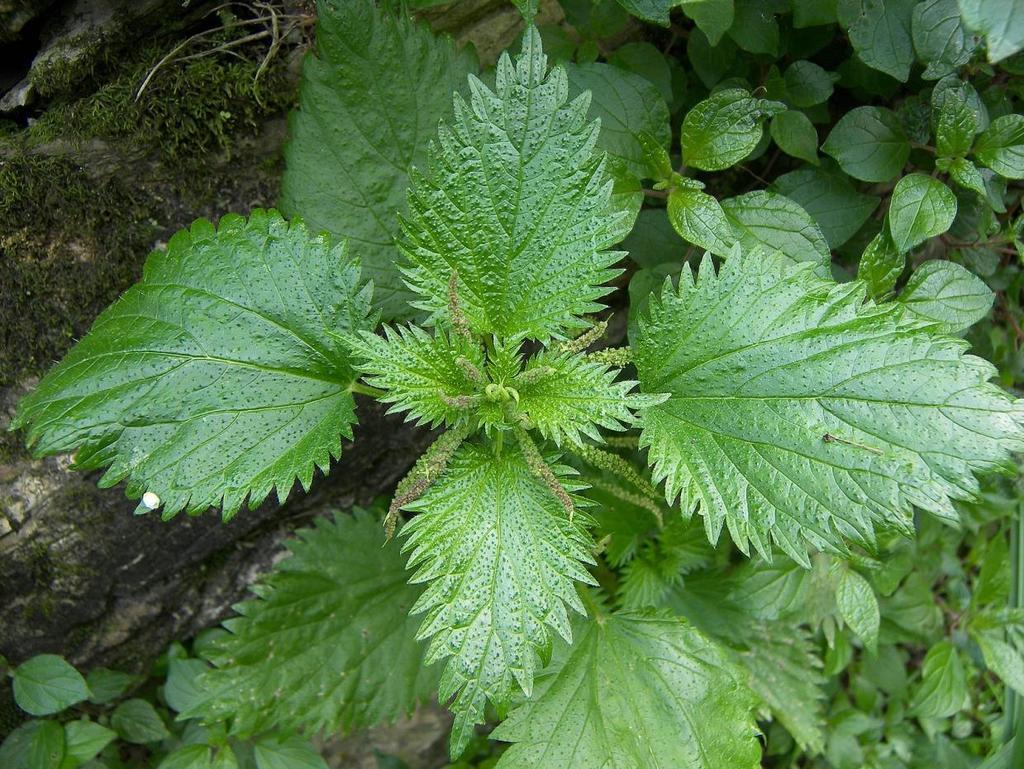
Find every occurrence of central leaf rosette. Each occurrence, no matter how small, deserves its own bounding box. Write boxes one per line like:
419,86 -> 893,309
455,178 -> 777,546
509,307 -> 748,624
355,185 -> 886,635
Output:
348,327 -> 654,441
340,25 -> 659,755
344,320 -> 659,751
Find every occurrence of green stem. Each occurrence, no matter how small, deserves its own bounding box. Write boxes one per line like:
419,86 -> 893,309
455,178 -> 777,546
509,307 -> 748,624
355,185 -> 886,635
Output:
1010,493 -> 1024,753
348,380 -> 387,398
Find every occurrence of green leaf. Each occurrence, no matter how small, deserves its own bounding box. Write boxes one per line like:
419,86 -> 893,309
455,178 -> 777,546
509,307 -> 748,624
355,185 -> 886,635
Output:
348,326 -> 484,428
838,0 -> 916,81
158,745 -> 212,769
576,459 -> 666,567
617,519 -> 713,610
933,75 -> 990,131
834,568 -> 880,651
632,250 -> 1024,563
110,699 -> 170,744
189,511 -> 436,736
608,42 -> 674,106
163,658 -> 208,715
279,0 -> 478,320
731,560 -> 813,621
857,227 -> 905,298
740,622 -> 826,751
612,0 -> 676,26
975,632 -> 1024,695
252,735 -> 328,769
680,0 -> 735,45
822,106 -> 910,182
0,722 -> 39,769
783,61 -> 836,108
974,532 -> 1010,606
909,641 -> 968,717
680,88 -> 785,171
934,85 -> 980,158
897,260 -> 994,333
666,571 -> 826,752
912,0 -> 975,79
28,721 -> 64,769
772,167 -> 880,249
944,157 -> 988,196
637,132 -> 674,183
881,571 -> 944,643
515,350 -> 661,446
793,0 -> 838,27
564,62 -> 672,180
12,655 -> 90,716
210,747 -> 239,769
63,722 -> 116,766
13,211 -> 374,520
770,111 -> 820,164
721,191 -> 832,269
400,441 -> 596,756
727,0 -> 779,55
958,0 -> 1024,63
888,174 -> 958,252
490,611 -> 761,769
667,188 -> 737,257
562,0 -> 630,37
974,114 -> 1024,178
401,28 -> 631,343
85,668 -> 134,706
686,29 -> 738,89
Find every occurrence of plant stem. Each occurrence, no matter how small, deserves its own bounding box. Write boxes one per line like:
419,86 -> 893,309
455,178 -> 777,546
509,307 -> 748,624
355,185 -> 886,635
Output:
348,381 -> 386,398
642,188 -> 668,199
1009,492 -> 1024,750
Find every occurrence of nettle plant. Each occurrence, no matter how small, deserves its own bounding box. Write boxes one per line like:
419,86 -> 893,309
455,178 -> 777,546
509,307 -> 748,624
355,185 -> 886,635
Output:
10,0 -> 1024,767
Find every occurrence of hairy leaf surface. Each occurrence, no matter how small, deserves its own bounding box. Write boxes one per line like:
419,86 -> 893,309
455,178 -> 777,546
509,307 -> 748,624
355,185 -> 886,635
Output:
401,28 -> 631,342
516,351 -> 662,446
400,441 -> 596,755
190,511 -> 437,735
632,250 -> 1024,563
13,211 -> 374,519
491,611 -> 761,769
279,0 -> 478,319
347,326 -> 484,428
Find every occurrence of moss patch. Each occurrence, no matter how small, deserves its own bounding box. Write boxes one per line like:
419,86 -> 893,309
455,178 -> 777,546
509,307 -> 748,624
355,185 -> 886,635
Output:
0,152 -> 158,386
30,44 -> 296,158
1,22 -> 298,387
